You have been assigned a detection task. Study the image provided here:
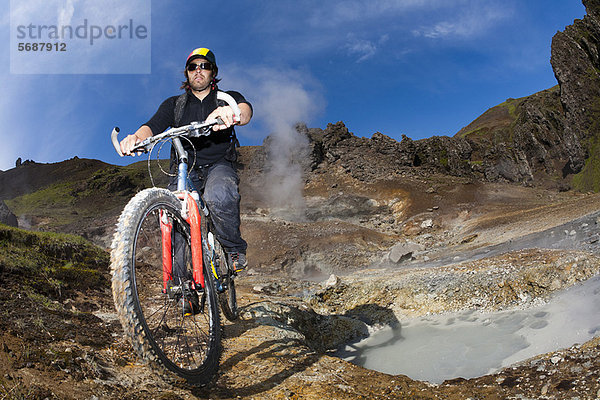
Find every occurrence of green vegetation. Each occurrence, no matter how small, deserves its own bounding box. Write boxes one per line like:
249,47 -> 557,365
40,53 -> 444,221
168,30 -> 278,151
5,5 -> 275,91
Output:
5,182 -> 79,228
4,162 -> 160,230
488,98 -> 519,120
573,145 -> 600,193
0,224 -> 112,351
457,98 -> 521,141
0,224 -> 109,299
458,127 -> 487,138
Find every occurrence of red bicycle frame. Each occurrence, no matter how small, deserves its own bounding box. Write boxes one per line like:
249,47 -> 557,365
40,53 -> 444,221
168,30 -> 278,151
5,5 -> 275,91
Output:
159,209 -> 173,292
160,192 -> 205,291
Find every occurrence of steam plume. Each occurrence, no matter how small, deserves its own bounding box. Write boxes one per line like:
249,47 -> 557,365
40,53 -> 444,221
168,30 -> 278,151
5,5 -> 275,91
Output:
225,66 -> 323,219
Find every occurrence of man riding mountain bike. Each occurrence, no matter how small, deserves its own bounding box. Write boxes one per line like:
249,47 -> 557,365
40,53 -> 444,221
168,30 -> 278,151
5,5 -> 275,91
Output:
119,47 -> 252,271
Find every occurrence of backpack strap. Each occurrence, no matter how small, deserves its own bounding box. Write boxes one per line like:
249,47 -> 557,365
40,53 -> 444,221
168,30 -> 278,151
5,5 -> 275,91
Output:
174,91 -> 188,127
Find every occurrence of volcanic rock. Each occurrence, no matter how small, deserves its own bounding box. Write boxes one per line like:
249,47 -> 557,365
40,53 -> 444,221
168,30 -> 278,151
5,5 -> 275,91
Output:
551,0 -> 600,190
388,241 -> 425,264
0,200 -> 18,227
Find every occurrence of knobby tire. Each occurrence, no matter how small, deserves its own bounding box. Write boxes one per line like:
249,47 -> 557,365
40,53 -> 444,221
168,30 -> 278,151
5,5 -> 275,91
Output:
213,240 -> 239,321
111,188 -> 221,386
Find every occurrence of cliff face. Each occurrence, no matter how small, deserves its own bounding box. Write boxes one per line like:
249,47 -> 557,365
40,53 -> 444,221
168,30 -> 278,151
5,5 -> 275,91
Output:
551,0 -> 600,191
456,0 -> 600,191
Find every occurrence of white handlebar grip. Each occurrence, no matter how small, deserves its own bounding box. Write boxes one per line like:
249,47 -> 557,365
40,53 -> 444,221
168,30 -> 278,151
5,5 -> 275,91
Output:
217,91 -> 242,123
111,127 -> 124,157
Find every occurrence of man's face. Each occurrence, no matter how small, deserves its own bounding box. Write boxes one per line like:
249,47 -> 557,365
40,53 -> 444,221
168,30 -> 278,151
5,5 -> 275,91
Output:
187,58 -> 214,91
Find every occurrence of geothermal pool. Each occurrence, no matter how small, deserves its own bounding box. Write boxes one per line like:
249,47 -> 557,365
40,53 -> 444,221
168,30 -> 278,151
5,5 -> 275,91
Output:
337,275 -> 600,384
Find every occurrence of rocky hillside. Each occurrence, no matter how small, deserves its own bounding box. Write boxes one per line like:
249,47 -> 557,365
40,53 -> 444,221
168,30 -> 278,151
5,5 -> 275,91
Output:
455,86 -> 569,188
308,0 -> 599,192
451,0 -> 600,191
0,157 -> 170,244
0,157 -> 110,200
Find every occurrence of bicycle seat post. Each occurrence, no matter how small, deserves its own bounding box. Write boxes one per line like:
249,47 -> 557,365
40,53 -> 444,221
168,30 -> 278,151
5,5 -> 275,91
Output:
172,138 -> 189,192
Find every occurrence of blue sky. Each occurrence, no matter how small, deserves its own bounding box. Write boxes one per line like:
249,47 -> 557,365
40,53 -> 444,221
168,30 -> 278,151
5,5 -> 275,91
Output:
0,0 -> 587,171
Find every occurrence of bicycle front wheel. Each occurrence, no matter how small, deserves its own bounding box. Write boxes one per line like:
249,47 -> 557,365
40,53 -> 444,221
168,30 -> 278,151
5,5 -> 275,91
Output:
111,188 -> 221,386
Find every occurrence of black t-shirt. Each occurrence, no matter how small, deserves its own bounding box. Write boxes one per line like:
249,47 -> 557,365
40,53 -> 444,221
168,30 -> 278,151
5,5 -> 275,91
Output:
143,89 -> 252,165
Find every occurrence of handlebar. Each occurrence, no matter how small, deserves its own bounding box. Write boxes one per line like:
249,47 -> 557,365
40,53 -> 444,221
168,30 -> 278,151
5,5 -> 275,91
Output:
111,91 -> 241,157
111,127 -> 123,157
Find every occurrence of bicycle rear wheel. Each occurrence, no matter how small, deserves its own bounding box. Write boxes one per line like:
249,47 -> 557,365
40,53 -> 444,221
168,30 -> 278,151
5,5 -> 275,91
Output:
213,239 -> 239,321
111,188 -> 220,386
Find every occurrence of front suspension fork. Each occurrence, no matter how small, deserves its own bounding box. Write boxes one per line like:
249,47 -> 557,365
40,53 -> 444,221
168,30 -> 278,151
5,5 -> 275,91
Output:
159,193 -> 206,291
159,209 -> 173,292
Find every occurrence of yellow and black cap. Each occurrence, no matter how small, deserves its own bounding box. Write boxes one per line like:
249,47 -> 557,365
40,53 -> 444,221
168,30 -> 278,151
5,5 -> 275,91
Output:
186,47 -> 217,71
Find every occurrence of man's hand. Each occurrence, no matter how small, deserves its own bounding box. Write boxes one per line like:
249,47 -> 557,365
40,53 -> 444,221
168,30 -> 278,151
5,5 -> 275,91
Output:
120,134 -> 141,156
207,106 -> 238,131
120,125 -> 153,156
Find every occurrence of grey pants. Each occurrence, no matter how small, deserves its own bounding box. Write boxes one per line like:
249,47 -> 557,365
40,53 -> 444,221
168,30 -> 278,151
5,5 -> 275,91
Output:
169,159 -> 247,257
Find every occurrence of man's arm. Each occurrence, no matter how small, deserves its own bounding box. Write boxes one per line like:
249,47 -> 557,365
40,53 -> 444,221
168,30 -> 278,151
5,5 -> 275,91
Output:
238,102 -> 253,126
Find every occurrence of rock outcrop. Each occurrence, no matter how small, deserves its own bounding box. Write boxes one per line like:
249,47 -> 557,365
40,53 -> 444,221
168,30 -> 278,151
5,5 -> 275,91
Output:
0,200 -> 18,227
458,0 -> 600,191
303,121 -> 475,183
457,87 -> 572,189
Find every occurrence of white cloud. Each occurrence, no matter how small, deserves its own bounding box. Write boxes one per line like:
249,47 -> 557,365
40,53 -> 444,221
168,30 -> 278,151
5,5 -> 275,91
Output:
0,79 -> 34,170
0,111 -> 22,171
346,38 -> 377,62
251,0 -> 512,64
415,21 -> 456,39
412,4 -> 510,39
10,0 -> 151,74
0,70 -> 91,170
345,34 -> 390,62
9,0 -> 56,23
252,0 -> 438,59
58,0 -> 77,26
307,0 -> 439,28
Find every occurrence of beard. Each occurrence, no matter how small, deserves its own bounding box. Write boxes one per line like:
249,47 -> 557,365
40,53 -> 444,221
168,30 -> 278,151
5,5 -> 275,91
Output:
188,72 -> 212,92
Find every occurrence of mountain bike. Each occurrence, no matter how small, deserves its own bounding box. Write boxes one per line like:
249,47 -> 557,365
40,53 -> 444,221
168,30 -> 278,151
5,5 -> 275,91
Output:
109,91 -> 240,386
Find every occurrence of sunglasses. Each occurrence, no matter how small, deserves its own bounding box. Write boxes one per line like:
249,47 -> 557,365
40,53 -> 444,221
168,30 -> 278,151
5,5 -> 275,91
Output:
187,62 -> 214,72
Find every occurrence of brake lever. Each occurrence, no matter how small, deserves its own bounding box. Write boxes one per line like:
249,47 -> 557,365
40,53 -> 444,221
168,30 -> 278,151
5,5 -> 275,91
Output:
188,118 -> 223,138
130,137 -> 152,154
